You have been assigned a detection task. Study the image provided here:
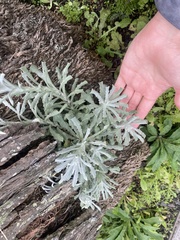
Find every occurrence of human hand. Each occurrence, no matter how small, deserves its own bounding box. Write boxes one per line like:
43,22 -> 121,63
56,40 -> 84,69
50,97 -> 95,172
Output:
115,12 -> 180,119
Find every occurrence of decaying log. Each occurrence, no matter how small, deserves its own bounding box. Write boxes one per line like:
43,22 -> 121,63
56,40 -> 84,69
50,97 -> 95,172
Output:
0,124 -> 149,240
45,142 -> 149,240
0,0 -> 114,86
0,1 -> 150,239
0,0 -> 114,120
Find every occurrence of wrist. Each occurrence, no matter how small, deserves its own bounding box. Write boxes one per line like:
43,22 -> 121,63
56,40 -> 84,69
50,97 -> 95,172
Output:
153,12 -> 180,42
154,0 -> 180,31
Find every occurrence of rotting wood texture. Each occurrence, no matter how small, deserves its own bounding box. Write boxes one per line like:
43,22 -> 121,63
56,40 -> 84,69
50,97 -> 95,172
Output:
0,124 -> 149,240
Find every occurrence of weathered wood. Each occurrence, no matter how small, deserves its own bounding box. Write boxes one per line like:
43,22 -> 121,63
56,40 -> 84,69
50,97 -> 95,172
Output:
0,124 -> 149,239
0,0 -> 114,122
45,142 -> 149,240
0,125 -> 53,219
0,124 -> 45,166
0,0 -> 114,87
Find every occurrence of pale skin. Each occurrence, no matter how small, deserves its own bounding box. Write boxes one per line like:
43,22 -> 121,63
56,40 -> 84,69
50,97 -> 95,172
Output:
115,12 -> 180,120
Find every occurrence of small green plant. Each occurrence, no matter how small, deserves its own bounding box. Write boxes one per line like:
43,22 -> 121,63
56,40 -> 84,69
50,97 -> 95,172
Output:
110,0 -> 155,17
140,87 -> 180,191
98,206 -> 164,240
143,120 -> 180,171
84,8 -> 131,67
147,88 -> 180,126
57,0 -> 156,67
59,0 -> 88,23
138,165 -> 180,206
97,161 -> 180,239
141,89 -> 180,172
0,63 -> 146,209
85,0 -> 155,64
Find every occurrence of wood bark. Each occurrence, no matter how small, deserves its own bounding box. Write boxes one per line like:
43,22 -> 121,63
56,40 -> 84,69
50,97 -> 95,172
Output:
0,124 -> 149,240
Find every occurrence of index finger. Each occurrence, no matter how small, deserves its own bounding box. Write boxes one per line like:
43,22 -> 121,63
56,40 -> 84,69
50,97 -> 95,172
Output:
115,75 -> 126,91
136,97 -> 156,119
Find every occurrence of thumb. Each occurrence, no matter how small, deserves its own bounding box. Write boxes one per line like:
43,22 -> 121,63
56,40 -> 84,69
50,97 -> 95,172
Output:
174,90 -> 180,109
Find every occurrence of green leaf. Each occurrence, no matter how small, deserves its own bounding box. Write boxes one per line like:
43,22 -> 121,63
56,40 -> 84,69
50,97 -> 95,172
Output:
102,216 -> 110,224
154,147 -> 168,171
169,127 -> 180,140
116,18 -> 131,28
150,139 -> 160,152
127,223 -> 135,240
142,227 -> 163,239
147,145 -> 168,171
105,209 -> 120,219
116,225 -> 128,240
106,226 -> 124,240
99,9 -> 111,35
140,178 -> 148,191
160,119 -> 172,136
143,217 -> 162,225
84,10 -> 98,27
49,126 -> 64,143
147,135 -> 157,142
116,208 -> 130,221
107,31 -> 122,51
136,16 -> 149,32
133,225 -> 149,240
147,147 -> 161,166
165,142 -> 180,152
147,125 -> 158,136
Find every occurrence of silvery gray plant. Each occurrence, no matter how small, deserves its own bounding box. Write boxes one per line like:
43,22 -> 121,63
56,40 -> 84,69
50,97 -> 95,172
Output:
0,63 -> 147,210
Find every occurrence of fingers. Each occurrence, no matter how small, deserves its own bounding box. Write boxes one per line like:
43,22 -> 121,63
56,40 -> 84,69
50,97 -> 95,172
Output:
122,90 -> 153,120
115,75 -> 126,90
115,75 -> 136,104
127,91 -> 142,111
116,78 -> 143,112
121,86 -> 134,104
115,74 -> 156,119
136,97 -> 156,119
